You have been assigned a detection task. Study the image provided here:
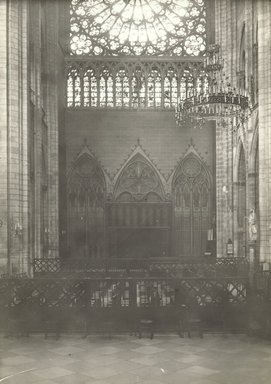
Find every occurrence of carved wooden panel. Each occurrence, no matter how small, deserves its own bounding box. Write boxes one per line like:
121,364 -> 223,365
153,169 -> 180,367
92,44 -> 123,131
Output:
107,156 -> 170,258
173,153 -> 212,258
114,155 -> 164,201
68,155 -> 106,258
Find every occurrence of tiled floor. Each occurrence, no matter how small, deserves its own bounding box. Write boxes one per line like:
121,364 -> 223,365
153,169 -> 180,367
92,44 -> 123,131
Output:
1,333 -> 271,383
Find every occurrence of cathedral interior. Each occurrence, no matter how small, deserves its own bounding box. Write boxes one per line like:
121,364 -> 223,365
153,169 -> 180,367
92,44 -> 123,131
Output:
0,0 -> 271,383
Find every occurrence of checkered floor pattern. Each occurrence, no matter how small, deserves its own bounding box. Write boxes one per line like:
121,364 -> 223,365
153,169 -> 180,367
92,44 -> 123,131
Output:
1,333 -> 271,383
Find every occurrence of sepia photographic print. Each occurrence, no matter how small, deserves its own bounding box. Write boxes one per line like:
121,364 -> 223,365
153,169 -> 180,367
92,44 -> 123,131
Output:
0,0 -> 271,383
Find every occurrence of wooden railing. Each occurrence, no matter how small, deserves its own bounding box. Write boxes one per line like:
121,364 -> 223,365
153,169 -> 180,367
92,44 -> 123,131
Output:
32,257 -> 249,278
0,276 -> 249,332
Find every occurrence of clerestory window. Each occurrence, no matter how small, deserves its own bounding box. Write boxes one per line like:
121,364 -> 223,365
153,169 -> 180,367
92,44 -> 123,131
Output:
67,0 -> 207,108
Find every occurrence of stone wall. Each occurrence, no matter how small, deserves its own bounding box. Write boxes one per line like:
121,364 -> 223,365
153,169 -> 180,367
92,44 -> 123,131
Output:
65,109 -> 215,183
215,0 -> 269,260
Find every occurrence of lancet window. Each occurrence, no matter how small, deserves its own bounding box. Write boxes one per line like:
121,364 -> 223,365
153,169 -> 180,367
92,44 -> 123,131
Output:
83,68 -> 98,107
116,69 -> 130,107
100,68 -> 114,107
164,68 -> 178,108
67,68 -> 81,107
147,69 -> 162,108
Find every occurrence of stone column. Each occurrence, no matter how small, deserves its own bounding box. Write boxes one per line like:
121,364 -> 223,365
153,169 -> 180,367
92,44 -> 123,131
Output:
257,0 -> 271,262
45,1 -> 60,258
0,0 -> 8,273
0,0 -> 30,274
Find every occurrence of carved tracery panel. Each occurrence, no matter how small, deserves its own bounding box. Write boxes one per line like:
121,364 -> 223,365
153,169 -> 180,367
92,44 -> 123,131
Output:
114,155 -> 164,201
107,155 -> 170,258
68,155 -> 106,258
173,153 -> 212,258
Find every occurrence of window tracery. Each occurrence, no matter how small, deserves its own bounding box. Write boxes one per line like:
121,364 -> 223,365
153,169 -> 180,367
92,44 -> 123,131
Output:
70,0 -> 206,57
116,69 -> 130,107
67,68 -> 81,107
66,60 -> 204,108
164,68 -> 178,108
83,68 -> 98,106
147,68 -> 162,108
100,68 -> 114,107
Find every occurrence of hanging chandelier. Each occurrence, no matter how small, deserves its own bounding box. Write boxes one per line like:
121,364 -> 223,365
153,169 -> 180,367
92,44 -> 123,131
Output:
175,44 -> 251,126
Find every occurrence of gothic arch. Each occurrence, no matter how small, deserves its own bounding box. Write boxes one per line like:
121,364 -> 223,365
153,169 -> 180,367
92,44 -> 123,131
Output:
114,153 -> 165,201
172,152 -> 212,258
68,153 -> 106,201
67,153 -> 106,258
172,152 -> 212,188
234,138 -> 246,182
248,124 -> 259,248
249,122 -> 259,173
237,144 -> 246,183
239,23 -> 246,67
235,143 -> 247,257
239,23 -> 246,90
107,153 -> 171,258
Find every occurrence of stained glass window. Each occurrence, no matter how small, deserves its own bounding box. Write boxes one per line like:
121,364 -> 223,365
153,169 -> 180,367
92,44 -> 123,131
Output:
179,69 -> 194,100
147,69 -> 161,107
83,68 -> 98,106
132,68 -> 146,107
116,69 -> 130,107
66,62 -> 204,108
67,68 -> 81,107
70,0 -> 206,57
100,68 -> 114,107
164,68 -> 178,108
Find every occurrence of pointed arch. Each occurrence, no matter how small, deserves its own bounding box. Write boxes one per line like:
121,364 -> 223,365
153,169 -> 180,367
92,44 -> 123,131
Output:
239,23 -> 246,90
236,143 -> 247,257
249,122 -> 259,173
172,152 -> 213,258
67,67 -> 81,107
238,145 -> 246,183
114,153 -> 165,201
248,125 -> 259,246
234,138 -> 245,182
68,153 -> 106,199
67,153 -> 106,258
107,153 -> 171,259
173,152 -> 211,187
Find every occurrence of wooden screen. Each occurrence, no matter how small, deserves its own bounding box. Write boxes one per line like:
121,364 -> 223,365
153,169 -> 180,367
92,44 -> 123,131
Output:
107,154 -> 171,258
67,154 -> 106,258
173,153 -> 212,258
106,201 -> 172,258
